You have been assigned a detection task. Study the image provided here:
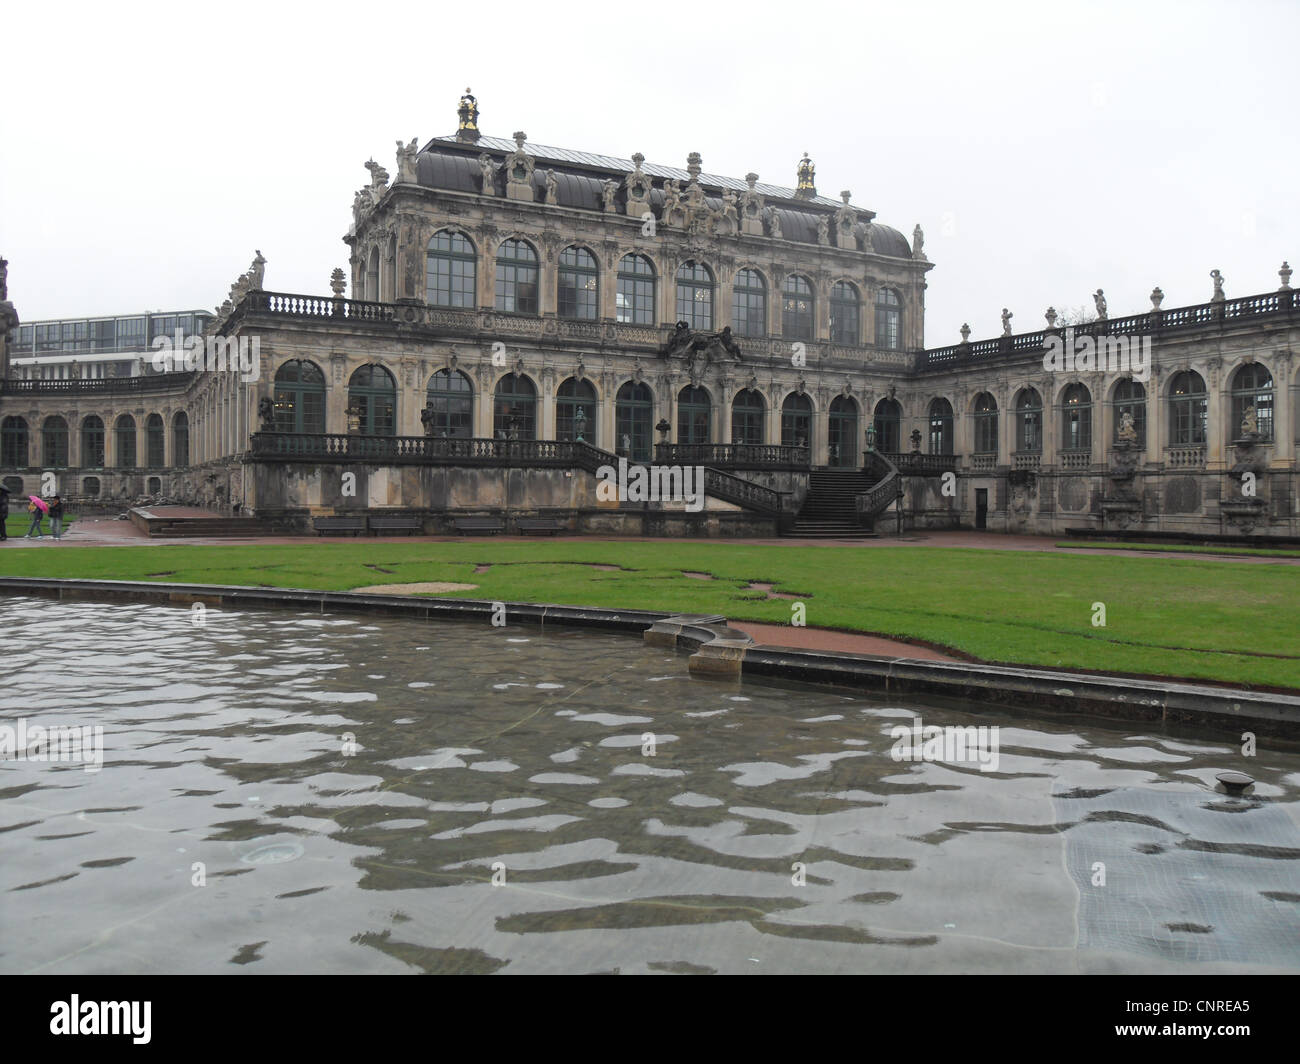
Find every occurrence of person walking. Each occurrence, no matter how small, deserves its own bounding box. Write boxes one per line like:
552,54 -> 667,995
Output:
24,497 -> 44,538
48,495 -> 64,540
0,485 -> 9,541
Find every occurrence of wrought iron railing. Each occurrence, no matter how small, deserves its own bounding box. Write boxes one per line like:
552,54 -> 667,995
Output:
919,287 -> 1296,370
881,451 -> 957,475
654,442 -> 810,469
247,432 -> 788,514
0,372 -> 197,396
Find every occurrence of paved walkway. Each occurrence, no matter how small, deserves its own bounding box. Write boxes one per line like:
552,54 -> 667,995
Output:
6,517 -> 1297,565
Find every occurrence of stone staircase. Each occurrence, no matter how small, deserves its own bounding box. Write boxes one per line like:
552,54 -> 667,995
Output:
788,468 -> 878,538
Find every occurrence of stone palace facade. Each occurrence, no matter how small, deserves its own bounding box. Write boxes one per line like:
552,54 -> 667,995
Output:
1,90 -> 1296,539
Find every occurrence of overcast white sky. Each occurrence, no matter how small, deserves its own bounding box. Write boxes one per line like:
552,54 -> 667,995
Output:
2,0 -> 1295,345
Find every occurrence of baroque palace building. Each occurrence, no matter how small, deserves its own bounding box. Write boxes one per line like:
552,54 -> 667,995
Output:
1,90 -> 1297,538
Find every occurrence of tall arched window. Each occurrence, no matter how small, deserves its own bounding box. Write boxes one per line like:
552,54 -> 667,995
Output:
873,398 -> 901,453
81,416 -> 105,469
1231,363 -> 1273,440
677,385 -> 711,445
1169,371 -> 1207,446
1112,379 -> 1146,446
495,238 -> 539,314
973,393 -> 999,455
115,414 -> 137,468
146,413 -> 165,468
1,417 -> 28,467
928,398 -> 954,455
732,268 -> 767,337
426,369 -> 474,438
348,365 -> 396,436
556,377 -> 597,444
42,416 -> 69,468
173,412 -> 189,467
366,246 -> 380,302
1015,389 -> 1042,453
494,374 -> 536,439
875,288 -> 902,349
615,381 -> 653,461
731,389 -> 765,445
558,246 -> 599,320
829,395 -> 860,468
782,274 -> 814,341
830,282 -> 860,345
781,392 -> 812,449
675,261 -> 714,329
272,359 -> 326,434
1061,384 -> 1092,452
616,254 -> 656,325
426,231 -> 477,307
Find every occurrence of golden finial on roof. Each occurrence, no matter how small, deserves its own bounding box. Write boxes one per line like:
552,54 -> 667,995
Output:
795,152 -> 816,198
457,88 -> 480,142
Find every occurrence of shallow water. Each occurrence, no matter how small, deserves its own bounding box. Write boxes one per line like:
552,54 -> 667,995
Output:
1,595 -> 1297,974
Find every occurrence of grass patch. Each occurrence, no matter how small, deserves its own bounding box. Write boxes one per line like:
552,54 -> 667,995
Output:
1056,540 -> 1300,559
0,539 -> 1296,689
4,512 -> 79,538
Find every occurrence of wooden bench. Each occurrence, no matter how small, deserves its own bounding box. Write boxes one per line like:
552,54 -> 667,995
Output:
313,516 -> 367,536
516,518 -> 567,536
368,516 -> 423,536
452,517 -> 505,535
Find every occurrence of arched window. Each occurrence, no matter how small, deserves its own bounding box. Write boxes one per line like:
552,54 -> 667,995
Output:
782,274 -> 814,341
615,381 -> 653,461
1015,389 -> 1042,453
115,414 -> 137,468
426,230 -> 476,308
558,246 -> 599,320
875,288 -> 902,349
1112,379 -> 1146,446
731,389 -> 765,445
616,254 -> 656,325
146,413 -> 166,468
494,374 -> 536,440
348,365 -> 397,436
1061,384 -> 1092,452
928,398 -> 954,455
677,385 -> 711,445
1,417 -> 28,467
81,416 -> 105,469
973,393 -> 999,455
495,239 -> 539,314
272,359 -> 326,434
556,377 -> 597,444
873,398 -> 901,454
173,412 -> 189,466
82,476 -> 100,497
829,395 -> 860,468
42,416 -> 69,468
732,268 -> 767,337
426,369 -> 474,438
366,246 -> 380,302
781,392 -> 812,449
1231,363 -> 1273,440
675,261 -> 714,329
830,282 -> 860,345
1169,371 -> 1207,446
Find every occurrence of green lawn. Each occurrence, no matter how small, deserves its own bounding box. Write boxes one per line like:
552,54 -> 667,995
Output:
0,539 -> 1296,690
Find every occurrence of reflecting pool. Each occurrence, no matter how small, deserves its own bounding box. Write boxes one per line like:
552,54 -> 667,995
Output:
1,596 -> 1297,974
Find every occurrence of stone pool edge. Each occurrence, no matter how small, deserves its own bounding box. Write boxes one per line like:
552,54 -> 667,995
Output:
2,576 -> 1296,739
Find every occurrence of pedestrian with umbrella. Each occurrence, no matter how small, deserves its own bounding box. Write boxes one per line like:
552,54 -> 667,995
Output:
24,495 -> 48,538
0,485 -> 9,541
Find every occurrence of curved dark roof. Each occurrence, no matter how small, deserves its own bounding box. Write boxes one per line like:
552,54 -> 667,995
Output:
412,144 -> 915,259
866,224 -> 911,259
